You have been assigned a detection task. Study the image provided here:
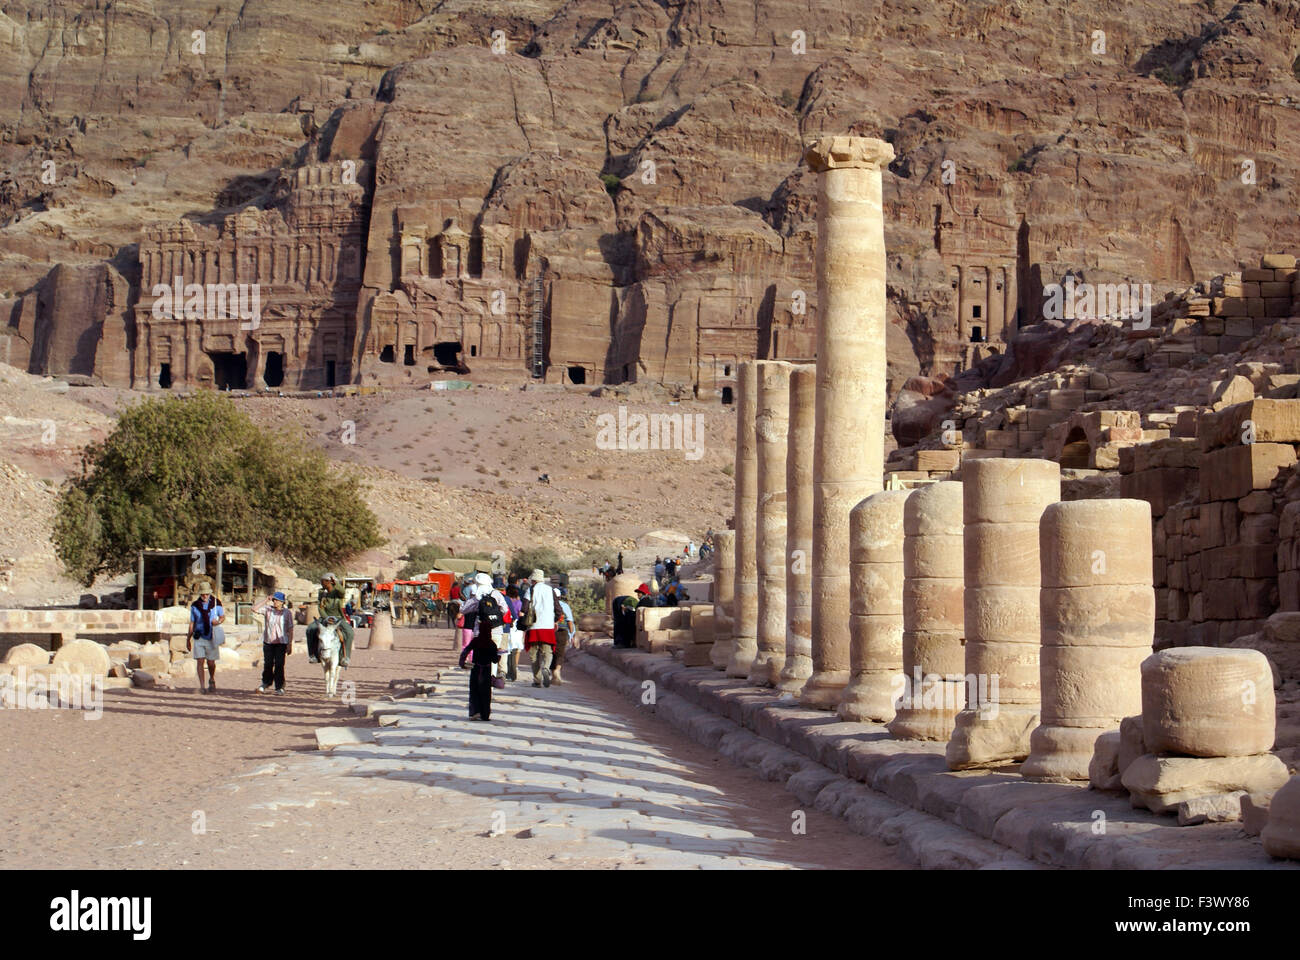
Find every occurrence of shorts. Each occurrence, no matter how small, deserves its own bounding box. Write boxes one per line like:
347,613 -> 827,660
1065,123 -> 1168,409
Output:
192,637 -> 221,660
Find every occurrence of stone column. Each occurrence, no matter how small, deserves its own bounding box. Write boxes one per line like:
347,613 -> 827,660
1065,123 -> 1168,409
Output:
838,490 -> 908,722
887,481 -> 967,739
750,360 -> 792,686
1023,499 -> 1152,782
368,610 -> 394,651
710,530 -> 737,670
726,361 -> 759,677
947,458 -> 1061,770
800,134 -> 895,710
777,365 -> 816,695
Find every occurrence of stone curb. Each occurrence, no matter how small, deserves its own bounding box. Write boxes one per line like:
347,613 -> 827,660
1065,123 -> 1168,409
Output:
569,641 -> 1299,870
567,647 -> 1034,869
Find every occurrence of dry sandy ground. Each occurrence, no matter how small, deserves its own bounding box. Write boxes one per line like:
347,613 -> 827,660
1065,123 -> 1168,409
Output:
0,626 -> 904,870
0,364 -> 734,603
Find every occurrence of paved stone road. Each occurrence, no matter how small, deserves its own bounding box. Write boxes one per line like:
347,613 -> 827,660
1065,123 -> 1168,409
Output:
169,660 -> 906,869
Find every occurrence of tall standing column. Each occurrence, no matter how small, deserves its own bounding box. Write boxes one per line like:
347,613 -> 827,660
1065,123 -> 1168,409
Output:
750,360 -> 792,686
1022,499 -> 1152,782
776,365 -> 817,695
726,361 -> 760,678
800,134 -> 895,710
947,458 -> 1061,770
838,490 -> 909,722
887,481 -> 967,739
709,530 -> 736,670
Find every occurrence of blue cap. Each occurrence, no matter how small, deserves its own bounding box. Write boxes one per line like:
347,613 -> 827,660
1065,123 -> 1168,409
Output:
272,591 -> 286,602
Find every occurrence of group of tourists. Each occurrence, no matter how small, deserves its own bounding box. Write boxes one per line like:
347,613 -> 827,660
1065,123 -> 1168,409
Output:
456,568 -> 578,721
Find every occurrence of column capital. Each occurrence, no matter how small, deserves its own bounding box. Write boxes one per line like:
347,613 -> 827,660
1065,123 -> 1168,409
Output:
803,135 -> 894,172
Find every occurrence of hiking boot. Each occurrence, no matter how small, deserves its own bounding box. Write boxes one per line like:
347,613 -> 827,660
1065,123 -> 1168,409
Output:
257,685 -> 268,694
542,669 -> 552,688
275,688 -> 286,695
532,679 -> 541,687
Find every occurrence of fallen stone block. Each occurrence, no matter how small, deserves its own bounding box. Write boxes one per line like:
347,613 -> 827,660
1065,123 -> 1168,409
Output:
1242,793 -> 1272,837
1177,790 -> 1247,826
1121,753 -> 1289,814
1089,731 -> 1124,791
131,670 -> 157,689
4,643 -> 49,666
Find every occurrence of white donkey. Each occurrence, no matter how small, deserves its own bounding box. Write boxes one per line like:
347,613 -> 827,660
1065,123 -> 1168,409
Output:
317,616 -> 344,697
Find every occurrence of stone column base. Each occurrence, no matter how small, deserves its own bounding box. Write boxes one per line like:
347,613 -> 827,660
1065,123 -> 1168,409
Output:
710,637 -> 735,670
726,637 -> 757,678
798,670 -> 849,710
748,652 -> 783,687
837,672 -> 899,723
946,706 -> 1040,770
774,653 -> 812,695
682,643 -> 714,668
1022,724 -> 1112,783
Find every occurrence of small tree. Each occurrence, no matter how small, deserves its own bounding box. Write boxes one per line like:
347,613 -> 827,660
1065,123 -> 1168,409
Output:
53,392 -> 382,585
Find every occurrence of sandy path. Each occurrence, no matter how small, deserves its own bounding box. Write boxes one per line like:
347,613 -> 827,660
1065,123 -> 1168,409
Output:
0,626 -> 905,869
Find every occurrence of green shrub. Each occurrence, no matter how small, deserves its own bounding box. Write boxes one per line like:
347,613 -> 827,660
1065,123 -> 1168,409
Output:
566,580 -> 605,616
600,173 -> 622,197
508,546 -> 568,581
53,392 -> 382,585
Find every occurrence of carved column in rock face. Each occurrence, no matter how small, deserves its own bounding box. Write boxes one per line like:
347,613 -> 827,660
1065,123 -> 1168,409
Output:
800,135 -> 895,709
710,530 -> 737,670
726,361 -> 760,678
1022,499 -> 1153,782
838,490 -> 909,722
750,360 -> 792,686
777,365 -> 817,694
947,458 -> 1061,770
887,481 -> 967,739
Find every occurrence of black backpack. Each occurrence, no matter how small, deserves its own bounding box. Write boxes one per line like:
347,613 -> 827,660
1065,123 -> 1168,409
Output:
477,593 -> 504,631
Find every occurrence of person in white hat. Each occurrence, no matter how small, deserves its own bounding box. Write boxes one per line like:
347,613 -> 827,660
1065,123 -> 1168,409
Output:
521,568 -> 557,687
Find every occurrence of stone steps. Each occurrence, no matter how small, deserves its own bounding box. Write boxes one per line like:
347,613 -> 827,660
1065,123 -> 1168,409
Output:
571,640 -> 1299,870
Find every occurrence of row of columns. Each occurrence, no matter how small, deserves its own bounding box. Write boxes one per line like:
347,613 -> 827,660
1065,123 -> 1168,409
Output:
701,135 -> 1155,781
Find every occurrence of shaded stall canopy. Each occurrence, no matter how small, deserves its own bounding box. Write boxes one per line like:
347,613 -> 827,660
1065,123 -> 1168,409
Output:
135,546 -> 262,624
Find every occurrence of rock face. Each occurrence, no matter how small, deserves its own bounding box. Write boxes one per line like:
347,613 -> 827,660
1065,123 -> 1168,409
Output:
12,2 -> 1300,395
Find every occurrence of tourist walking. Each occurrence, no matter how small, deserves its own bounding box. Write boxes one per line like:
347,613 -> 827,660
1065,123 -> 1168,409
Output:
521,568 -> 557,686
504,584 -> 524,681
187,581 -> 225,694
457,618 -> 499,722
307,573 -> 354,667
458,573 -> 509,717
253,591 -> 294,694
552,586 -> 577,684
